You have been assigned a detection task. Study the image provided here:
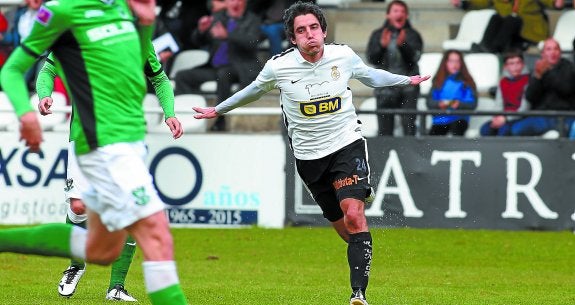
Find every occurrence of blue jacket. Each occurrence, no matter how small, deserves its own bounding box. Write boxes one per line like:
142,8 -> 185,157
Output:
427,73 -> 477,125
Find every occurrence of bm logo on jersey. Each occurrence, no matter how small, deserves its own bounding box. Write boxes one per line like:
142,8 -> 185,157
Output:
300,97 -> 341,117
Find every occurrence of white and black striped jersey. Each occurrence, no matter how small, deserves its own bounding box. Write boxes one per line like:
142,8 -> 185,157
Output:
215,44 -> 411,160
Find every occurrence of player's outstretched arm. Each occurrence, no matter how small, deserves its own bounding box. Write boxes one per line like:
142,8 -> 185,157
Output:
193,107 -> 218,119
165,117 -> 183,139
410,75 -> 431,85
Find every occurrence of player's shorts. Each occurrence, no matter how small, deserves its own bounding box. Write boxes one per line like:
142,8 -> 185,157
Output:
76,141 -> 165,232
65,141 -> 89,202
295,138 -> 373,222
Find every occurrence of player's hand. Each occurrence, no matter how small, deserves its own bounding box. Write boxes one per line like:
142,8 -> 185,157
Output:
165,117 -> 183,139
38,96 -> 53,116
19,112 -> 43,153
409,75 -> 430,85
128,0 -> 156,26
193,107 -> 219,119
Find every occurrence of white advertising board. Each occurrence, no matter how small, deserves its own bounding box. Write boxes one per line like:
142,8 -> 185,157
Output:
0,132 -> 286,228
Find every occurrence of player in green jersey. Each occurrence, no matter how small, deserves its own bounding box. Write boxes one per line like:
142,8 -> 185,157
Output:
0,1 -> 188,304
36,50 -> 183,301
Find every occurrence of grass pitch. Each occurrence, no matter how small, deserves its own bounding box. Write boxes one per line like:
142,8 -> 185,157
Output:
0,227 -> 574,305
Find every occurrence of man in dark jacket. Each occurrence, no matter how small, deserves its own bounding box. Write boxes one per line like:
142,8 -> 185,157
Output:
174,0 -> 261,131
366,0 -> 423,136
510,38 -> 575,137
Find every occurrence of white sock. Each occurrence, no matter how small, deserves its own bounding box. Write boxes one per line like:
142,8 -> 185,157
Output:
142,261 -> 180,293
69,225 -> 87,260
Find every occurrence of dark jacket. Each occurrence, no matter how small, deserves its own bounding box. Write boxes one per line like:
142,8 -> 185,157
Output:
366,20 -> 422,76
525,58 -> 575,111
191,10 -> 262,79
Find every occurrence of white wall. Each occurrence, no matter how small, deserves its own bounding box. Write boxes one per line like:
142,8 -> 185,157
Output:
0,132 -> 287,228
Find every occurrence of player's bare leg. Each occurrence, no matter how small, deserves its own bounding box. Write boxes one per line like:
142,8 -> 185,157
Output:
340,198 -> 372,305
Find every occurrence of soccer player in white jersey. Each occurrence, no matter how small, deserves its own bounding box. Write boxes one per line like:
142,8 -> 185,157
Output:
193,2 -> 430,305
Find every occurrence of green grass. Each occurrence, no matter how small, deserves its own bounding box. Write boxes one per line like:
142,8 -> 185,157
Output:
1,227 -> 575,305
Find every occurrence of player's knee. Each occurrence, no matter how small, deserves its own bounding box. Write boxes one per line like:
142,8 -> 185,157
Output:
86,246 -> 122,265
344,209 -> 367,232
69,198 -> 86,215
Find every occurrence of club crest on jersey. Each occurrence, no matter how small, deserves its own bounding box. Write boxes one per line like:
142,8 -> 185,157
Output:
300,97 -> 341,117
36,6 -> 53,26
331,66 -> 340,80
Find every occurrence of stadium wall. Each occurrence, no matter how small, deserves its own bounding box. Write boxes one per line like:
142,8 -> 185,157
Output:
0,132 -> 286,228
286,137 -> 575,231
3,132 -> 575,231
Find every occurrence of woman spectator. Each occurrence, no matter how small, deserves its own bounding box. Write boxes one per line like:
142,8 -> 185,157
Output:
427,50 -> 477,136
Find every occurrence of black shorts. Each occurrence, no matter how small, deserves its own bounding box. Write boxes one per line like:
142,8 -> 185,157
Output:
295,139 -> 373,222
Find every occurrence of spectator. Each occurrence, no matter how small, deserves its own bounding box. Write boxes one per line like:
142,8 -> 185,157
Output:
0,11 -> 9,69
450,0 -> 563,53
427,50 -> 478,136
174,0 -> 261,131
480,50 -> 530,136
366,0 -> 423,136
249,0 -> 316,57
154,0 -> 210,73
0,0 -> 43,90
510,38 -> 575,136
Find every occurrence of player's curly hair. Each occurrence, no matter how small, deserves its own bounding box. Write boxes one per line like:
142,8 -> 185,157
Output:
283,1 -> 327,41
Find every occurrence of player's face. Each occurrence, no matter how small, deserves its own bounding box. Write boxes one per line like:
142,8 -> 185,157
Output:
291,14 -> 326,62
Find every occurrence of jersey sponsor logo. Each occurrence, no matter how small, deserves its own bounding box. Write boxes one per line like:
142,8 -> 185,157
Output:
36,6 -> 53,26
332,174 -> 361,190
290,78 -> 303,84
299,97 -> 341,117
85,10 -> 105,18
86,21 -> 136,42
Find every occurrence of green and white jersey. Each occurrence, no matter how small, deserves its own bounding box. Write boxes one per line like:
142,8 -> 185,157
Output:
37,48 -> 176,142
0,0 -> 152,154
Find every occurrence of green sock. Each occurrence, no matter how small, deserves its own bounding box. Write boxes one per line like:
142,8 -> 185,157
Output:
148,284 -> 187,305
108,235 -> 136,290
0,223 -> 73,257
66,214 -> 87,269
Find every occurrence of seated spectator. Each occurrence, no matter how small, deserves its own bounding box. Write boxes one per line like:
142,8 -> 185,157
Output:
450,0 -> 563,53
366,0 -> 423,137
174,0 -> 262,131
480,50 -> 530,136
0,0 -> 43,90
510,38 -> 575,136
427,50 -> 477,136
154,0 -> 210,74
249,0 -> 316,57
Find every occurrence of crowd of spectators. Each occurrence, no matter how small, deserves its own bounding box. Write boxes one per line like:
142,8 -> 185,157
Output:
0,0 -> 573,137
